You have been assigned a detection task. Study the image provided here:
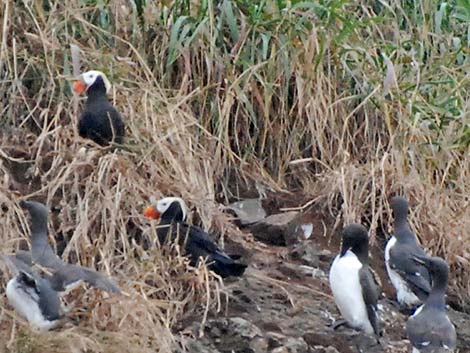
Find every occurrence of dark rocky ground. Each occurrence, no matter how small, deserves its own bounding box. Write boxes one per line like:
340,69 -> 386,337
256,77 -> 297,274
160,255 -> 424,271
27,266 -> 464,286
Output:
177,199 -> 470,353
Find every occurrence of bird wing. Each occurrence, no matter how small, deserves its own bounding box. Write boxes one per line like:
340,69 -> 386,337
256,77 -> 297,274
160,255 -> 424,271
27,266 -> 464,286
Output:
50,264 -> 120,294
79,105 -> 124,145
0,253 -> 35,276
359,266 -> 380,336
1,254 -> 62,319
389,243 -> 431,299
407,309 -> 457,351
182,224 -> 247,277
179,223 -> 228,260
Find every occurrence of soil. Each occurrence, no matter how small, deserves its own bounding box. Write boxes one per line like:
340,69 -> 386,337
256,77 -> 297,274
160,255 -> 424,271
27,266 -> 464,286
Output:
177,196 -> 470,353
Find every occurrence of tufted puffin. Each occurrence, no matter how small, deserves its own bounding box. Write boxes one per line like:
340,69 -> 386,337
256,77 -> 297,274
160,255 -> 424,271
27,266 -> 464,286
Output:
144,197 -> 247,278
73,70 -> 125,146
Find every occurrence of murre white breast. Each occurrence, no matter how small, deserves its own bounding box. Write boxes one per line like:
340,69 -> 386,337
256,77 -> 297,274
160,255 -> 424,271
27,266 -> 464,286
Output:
329,224 -> 379,337
330,250 -> 374,333
385,197 -> 431,308
6,271 -> 60,331
385,236 -> 421,306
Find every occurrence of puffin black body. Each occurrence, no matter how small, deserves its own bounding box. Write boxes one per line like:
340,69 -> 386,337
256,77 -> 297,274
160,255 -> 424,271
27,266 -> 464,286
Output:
329,224 -> 380,338
144,197 -> 247,278
385,196 -> 431,308
406,256 -> 456,353
74,70 -> 125,146
20,200 -> 121,293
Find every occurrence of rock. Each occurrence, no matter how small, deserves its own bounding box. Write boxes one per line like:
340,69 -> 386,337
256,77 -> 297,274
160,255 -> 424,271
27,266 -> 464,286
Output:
324,348 -> 340,353
184,340 -> 220,353
227,198 -> 267,225
228,317 -> 263,338
448,308 -> 470,350
249,211 -> 299,246
271,337 -> 309,353
279,263 -> 306,279
199,317 -> 265,353
290,241 -> 333,267
303,332 -> 354,353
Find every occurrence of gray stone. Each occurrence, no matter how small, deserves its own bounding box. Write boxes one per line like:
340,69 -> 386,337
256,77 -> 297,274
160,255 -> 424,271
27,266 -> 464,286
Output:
229,317 -> 263,338
290,241 -> 333,267
250,211 -> 299,246
227,199 -> 267,225
271,337 -> 309,353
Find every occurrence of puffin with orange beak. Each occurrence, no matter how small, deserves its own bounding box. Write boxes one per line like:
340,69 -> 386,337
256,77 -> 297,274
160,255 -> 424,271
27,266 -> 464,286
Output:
144,197 -> 247,278
73,70 -> 125,146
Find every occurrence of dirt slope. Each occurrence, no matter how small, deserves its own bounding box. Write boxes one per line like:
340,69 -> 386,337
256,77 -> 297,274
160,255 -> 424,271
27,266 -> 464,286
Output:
176,200 -> 470,353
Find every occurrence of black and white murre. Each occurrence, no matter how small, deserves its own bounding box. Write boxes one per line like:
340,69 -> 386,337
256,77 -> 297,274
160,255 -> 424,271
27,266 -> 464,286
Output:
20,200 -> 121,293
329,224 -> 380,338
406,255 -> 456,353
385,196 -> 431,308
144,197 -> 247,278
73,70 -> 125,146
1,254 -> 61,331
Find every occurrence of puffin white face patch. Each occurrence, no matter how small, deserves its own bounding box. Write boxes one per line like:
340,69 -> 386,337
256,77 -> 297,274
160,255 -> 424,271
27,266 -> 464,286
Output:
81,70 -> 111,93
156,197 -> 187,220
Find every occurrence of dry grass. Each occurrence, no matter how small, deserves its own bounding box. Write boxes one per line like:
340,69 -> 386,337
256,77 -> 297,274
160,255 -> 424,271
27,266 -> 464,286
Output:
0,0 -> 470,351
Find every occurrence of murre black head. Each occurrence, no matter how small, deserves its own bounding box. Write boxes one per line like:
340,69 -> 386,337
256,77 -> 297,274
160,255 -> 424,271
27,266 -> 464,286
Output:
390,196 -> 409,222
340,224 -> 369,262
412,255 -> 449,285
20,200 -> 48,220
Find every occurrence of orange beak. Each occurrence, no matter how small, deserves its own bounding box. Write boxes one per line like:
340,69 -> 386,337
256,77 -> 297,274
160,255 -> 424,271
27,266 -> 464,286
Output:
144,206 -> 160,220
73,80 -> 87,94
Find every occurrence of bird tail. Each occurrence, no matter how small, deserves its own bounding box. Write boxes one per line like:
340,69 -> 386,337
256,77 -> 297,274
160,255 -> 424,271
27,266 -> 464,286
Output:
210,253 -> 247,278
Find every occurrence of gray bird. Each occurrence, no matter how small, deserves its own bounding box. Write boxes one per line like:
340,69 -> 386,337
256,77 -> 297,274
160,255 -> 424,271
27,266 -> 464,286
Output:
385,196 -> 431,308
406,256 -> 456,353
329,224 -> 380,338
20,200 -> 120,293
1,254 -> 61,330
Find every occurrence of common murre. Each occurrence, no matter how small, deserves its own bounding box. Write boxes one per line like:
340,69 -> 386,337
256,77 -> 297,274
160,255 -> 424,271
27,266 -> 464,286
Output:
1,254 -> 61,331
20,200 -> 121,293
406,255 -> 456,353
329,223 -> 380,338
385,196 -> 431,308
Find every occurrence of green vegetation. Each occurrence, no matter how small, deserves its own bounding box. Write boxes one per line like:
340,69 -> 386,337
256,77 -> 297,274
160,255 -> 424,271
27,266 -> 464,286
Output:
0,0 -> 469,351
